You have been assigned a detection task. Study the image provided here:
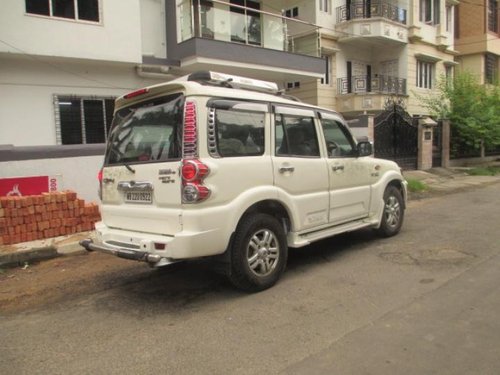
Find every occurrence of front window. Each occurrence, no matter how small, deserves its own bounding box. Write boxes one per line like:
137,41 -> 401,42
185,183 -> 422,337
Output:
55,95 -> 115,145
105,94 -> 183,166
320,116 -> 357,157
416,60 -> 435,89
26,0 -> 100,22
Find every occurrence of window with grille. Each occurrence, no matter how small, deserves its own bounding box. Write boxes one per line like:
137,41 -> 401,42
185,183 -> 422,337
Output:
55,96 -> 115,145
416,60 -> 435,89
321,55 -> 331,85
26,0 -> 100,22
485,53 -> 498,84
488,0 -> 498,33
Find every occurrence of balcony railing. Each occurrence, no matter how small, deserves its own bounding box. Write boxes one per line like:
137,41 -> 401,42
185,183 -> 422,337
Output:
337,75 -> 407,95
336,1 -> 407,25
177,0 -> 321,57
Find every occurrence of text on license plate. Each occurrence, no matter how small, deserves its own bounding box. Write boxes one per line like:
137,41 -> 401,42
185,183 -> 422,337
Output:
125,191 -> 152,204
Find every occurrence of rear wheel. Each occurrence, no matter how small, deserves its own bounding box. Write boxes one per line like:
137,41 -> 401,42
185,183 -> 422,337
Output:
377,185 -> 404,237
228,214 -> 288,292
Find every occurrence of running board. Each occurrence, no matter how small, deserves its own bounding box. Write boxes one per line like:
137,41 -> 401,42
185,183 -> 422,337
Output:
287,219 -> 375,248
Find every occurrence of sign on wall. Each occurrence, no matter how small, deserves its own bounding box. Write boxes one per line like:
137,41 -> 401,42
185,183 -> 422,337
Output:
0,175 -> 62,197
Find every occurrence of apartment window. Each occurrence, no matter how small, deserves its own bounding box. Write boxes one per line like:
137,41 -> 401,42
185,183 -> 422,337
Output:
416,60 -> 434,89
55,96 -> 115,145
321,55 -> 331,85
319,0 -> 330,14
230,0 -> 261,45
445,65 -> 454,83
485,53 -> 498,84
286,81 -> 301,89
26,0 -> 99,22
419,0 -> 440,25
285,7 -> 299,18
488,0 -> 498,33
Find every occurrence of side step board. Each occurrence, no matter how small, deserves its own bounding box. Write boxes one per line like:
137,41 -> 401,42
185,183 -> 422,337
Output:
288,219 -> 376,248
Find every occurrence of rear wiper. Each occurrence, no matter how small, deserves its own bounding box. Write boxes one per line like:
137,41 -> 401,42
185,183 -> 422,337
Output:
108,147 -> 136,174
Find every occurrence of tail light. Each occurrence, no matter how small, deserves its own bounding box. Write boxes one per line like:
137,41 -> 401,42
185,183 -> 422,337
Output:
97,168 -> 103,200
181,101 -> 210,203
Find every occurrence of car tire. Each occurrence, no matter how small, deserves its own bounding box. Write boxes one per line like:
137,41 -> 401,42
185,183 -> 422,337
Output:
228,213 -> 288,292
376,185 -> 404,237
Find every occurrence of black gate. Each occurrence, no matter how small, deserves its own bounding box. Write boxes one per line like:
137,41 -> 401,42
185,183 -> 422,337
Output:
432,121 -> 442,167
374,100 -> 418,170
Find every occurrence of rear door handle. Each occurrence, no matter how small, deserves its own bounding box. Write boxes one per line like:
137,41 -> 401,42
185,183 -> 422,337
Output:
279,166 -> 295,173
332,165 -> 344,171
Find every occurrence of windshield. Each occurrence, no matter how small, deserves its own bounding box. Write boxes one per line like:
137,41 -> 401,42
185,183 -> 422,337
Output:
105,93 -> 184,165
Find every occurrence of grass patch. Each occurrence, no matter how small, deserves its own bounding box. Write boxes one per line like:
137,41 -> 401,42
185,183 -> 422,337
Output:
406,178 -> 428,193
466,166 -> 500,176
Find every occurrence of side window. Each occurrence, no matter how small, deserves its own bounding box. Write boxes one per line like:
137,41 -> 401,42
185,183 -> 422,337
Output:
214,109 -> 265,157
275,114 -> 320,157
320,118 -> 357,157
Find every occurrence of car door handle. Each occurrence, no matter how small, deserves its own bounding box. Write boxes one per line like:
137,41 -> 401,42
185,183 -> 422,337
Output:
332,165 -> 344,171
279,166 -> 295,173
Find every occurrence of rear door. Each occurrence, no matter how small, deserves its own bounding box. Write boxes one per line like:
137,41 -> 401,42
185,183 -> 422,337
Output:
101,93 -> 184,235
272,106 -> 329,232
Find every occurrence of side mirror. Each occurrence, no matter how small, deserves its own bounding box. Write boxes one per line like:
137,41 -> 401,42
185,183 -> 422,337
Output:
357,141 -> 373,157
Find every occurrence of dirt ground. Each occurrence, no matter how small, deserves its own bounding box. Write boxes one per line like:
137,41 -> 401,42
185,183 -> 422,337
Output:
0,252 -> 151,314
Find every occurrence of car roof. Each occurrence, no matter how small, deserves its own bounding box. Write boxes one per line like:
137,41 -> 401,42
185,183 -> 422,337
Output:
115,79 -> 342,118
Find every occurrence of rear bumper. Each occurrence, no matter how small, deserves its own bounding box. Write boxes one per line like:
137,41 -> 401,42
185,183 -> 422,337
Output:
80,238 -> 166,264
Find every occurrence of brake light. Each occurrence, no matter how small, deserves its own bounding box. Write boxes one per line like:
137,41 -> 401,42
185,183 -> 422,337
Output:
124,88 -> 149,99
181,160 -> 209,182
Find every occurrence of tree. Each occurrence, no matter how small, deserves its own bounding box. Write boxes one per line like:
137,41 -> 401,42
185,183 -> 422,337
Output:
417,72 -> 500,158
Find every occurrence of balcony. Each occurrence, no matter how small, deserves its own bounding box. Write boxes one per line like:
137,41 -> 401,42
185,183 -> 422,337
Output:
337,75 -> 407,95
167,0 -> 326,81
337,75 -> 407,113
335,1 -> 408,45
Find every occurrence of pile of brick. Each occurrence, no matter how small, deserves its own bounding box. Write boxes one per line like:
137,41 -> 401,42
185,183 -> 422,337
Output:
0,191 -> 101,246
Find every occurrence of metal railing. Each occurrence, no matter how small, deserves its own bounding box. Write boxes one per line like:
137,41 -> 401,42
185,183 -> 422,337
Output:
337,75 -> 407,95
336,1 -> 407,25
177,0 -> 321,57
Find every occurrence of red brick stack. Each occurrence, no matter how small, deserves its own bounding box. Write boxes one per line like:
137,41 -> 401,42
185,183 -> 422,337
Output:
0,191 -> 101,246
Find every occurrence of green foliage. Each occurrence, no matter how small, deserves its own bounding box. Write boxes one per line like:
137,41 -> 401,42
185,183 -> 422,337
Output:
406,178 -> 428,192
466,166 -> 500,176
416,72 -> 500,155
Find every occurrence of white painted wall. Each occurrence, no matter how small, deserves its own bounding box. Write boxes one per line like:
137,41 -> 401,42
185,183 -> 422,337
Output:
0,156 -> 103,202
140,0 -> 167,58
0,56 -> 165,146
0,0 -> 142,63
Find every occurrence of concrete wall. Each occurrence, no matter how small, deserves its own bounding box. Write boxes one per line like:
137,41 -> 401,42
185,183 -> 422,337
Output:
0,57 -> 165,147
0,0 -> 143,63
0,155 -> 103,202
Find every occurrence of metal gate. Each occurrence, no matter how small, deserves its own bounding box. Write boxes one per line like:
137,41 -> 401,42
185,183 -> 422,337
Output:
432,121 -> 443,167
374,100 -> 418,170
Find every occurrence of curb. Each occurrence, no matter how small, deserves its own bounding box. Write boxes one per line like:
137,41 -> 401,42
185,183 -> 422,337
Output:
0,232 -> 92,268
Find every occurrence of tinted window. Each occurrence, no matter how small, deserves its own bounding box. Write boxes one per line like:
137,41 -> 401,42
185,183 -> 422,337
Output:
105,94 -> 183,165
320,118 -> 356,157
275,114 -> 319,157
215,109 -> 265,157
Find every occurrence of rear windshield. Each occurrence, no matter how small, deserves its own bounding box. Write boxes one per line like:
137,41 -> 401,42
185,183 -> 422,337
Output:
105,93 -> 183,166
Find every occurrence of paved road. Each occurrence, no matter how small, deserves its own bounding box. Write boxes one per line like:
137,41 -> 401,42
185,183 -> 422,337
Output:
1,184 -> 500,375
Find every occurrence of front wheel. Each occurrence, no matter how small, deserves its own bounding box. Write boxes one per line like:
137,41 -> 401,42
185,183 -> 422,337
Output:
228,214 -> 288,292
376,185 -> 405,237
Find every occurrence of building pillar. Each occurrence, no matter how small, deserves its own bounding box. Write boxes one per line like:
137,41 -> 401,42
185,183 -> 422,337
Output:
417,117 -> 437,170
441,119 -> 450,168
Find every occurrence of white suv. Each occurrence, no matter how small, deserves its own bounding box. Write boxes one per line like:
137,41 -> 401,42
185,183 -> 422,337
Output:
80,71 -> 407,292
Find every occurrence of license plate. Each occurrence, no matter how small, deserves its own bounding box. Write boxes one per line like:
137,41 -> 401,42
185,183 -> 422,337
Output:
125,191 -> 152,204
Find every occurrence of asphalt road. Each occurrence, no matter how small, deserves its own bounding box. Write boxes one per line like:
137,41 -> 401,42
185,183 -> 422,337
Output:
1,183 -> 500,375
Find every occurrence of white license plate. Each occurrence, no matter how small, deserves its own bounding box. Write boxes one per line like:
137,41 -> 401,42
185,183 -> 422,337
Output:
125,191 -> 152,204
